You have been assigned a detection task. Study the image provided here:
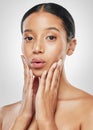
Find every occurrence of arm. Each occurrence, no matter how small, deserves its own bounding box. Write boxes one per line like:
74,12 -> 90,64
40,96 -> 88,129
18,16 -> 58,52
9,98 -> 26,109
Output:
38,121 -> 58,130
10,56 -> 36,130
11,115 -> 31,130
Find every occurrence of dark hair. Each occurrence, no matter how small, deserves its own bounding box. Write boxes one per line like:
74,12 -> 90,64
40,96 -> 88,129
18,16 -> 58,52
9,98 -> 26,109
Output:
21,3 -> 75,42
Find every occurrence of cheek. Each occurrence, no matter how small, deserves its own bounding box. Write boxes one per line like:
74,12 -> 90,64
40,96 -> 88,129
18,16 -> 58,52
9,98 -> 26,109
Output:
21,43 -> 32,57
21,43 -> 25,54
47,43 -> 66,61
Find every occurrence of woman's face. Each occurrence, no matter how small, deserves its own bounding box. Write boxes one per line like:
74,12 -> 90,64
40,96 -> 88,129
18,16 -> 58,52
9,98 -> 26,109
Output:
22,11 -> 69,77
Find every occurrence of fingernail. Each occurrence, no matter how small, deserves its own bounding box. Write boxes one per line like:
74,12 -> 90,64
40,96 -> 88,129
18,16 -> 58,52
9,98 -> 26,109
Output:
52,62 -> 57,69
43,70 -> 47,76
29,69 -> 32,74
33,75 -> 35,79
58,59 -> 63,71
21,55 -> 26,65
58,59 -> 62,66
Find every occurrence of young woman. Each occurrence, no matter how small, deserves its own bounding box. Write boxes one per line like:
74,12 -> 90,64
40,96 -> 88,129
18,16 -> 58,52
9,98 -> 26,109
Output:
0,3 -> 93,130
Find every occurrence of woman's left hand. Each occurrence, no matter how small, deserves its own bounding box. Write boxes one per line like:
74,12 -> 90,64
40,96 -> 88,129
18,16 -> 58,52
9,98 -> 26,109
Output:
35,59 -> 62,130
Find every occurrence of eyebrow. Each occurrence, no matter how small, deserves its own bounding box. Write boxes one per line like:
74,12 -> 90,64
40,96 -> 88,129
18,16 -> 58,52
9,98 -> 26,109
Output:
23,27 -> 61,33
45,27 -> 61,32
23,29 -> 33,33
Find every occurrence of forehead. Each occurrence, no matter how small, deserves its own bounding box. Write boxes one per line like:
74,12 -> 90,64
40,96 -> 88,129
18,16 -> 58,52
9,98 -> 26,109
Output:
23,11 -> 65,33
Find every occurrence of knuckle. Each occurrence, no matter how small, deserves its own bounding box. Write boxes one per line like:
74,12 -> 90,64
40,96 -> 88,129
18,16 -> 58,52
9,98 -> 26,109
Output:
47,74 -> 52,81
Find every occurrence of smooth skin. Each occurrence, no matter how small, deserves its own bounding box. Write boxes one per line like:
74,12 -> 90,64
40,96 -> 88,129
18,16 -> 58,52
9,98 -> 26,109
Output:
0,11 -> 93,130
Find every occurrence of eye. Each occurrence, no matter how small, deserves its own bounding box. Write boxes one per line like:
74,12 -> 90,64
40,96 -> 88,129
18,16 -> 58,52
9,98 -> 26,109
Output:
46,35 -> 56,41
24,36 -> 33,42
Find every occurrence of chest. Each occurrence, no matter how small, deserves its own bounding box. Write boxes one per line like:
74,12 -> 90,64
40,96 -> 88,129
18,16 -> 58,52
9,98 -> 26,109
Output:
55,114 -> 81,130
54,102 -> 82,130
2,103 -> 83,130
2,113 -> 81,130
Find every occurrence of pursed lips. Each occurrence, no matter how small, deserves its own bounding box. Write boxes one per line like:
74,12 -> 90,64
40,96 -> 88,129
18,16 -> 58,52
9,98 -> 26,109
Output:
31,58 -> 46,69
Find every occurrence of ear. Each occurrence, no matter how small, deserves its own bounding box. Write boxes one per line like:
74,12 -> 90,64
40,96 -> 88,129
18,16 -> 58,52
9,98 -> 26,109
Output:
66,38 -> 77,56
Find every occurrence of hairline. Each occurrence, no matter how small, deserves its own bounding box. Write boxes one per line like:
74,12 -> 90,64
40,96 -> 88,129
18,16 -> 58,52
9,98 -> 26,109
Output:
21,3 -> 75,42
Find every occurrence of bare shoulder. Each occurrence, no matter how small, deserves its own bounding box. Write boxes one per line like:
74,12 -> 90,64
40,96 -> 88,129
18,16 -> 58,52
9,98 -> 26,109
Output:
62,84 -> 93,117
71,85 -> 93,107
1,101 -> 21,113
70,86 -> 93,129
0,101 -> 21,122
80,93 -> 93,130
80,93 -> 93,113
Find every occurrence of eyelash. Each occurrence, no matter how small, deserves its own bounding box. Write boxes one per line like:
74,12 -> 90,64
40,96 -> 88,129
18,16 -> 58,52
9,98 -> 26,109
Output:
23,35 -> 57,42
46,35 -> 57,41
24,36 -> 33,41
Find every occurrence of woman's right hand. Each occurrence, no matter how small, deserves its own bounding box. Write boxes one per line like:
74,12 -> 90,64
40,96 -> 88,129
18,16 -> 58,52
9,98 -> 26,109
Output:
11,55 -> 35,130
20,55 -> 35,119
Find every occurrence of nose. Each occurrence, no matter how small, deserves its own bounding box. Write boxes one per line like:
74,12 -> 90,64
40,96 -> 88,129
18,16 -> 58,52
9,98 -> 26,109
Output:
32,39 -> 44,54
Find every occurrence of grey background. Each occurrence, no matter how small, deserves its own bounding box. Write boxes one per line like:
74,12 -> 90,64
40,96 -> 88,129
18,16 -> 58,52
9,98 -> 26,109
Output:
0,0 -> 93,107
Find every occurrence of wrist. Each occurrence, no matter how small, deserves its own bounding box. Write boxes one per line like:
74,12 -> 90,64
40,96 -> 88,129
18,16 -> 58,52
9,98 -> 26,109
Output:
18,110 -> 34,121
38,119 -> 58,130
45,122 -> 57,130
12,114 -> 32,130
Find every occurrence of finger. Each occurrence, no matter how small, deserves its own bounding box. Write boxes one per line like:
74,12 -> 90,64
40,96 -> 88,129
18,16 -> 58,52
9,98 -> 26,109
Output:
51,59 -> 62,91
24,69 -> 33,99
50,65 -> 60,92
25,70 -> 33,107
23,69 -> 34,112
37,70 -> 47,95
45,62 -> 57,92
28,69 -> 33,93
21,55 -> 30,97
21,55 -> 29,80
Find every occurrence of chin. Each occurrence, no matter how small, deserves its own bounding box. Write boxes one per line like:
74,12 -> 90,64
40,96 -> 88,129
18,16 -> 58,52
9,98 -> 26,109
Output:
32,69 -> 44,77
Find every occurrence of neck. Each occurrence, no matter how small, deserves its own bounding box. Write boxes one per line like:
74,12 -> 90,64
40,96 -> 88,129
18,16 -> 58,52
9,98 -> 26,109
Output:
58,66 -> 71,100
